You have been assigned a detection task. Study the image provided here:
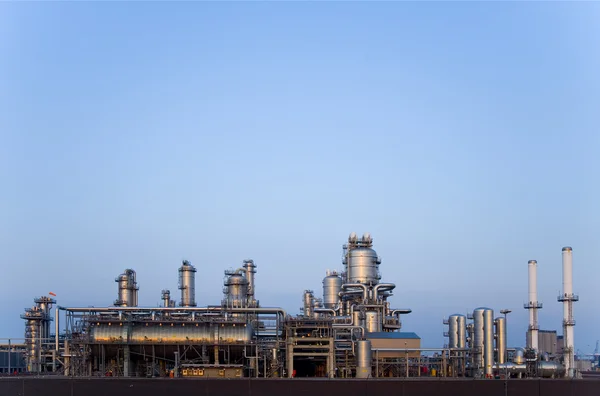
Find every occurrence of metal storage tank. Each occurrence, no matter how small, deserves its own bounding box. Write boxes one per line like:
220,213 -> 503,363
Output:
347,247 -> 381,284
303,290 -> 314,318
356,340 -> 372,378
472,307 -> 494,377
495,317 -> 506,364
115,269 -> 138,307
161,290 -> 171,308
456,315 -> 467,348
225,273 -> 248,308
447,315 -> 459,348
365,311 -> 381,333
322,271 -> 342,309
178,260 -> 197,307
90,322 -> 253,344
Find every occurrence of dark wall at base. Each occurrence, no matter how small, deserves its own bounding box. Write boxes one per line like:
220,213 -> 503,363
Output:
0,378 -> 598,396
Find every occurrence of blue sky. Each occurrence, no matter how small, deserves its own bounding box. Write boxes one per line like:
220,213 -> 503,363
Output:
1,2 -> 599,353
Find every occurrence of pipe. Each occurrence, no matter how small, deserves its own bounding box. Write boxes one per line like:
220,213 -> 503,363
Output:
60,306 -> 286,322
55,307 -> 59,352
341,284 -> 368,301
391,309 -> 412,316
314,308 -> 336,316
373,283 -> 395,300
332,325 -> 365,338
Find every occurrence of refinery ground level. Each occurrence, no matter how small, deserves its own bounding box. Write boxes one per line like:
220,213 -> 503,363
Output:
0,377 -> 599,396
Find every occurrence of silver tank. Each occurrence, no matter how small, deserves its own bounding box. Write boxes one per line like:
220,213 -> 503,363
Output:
178,260 -> 197,307
313,298 -> 323,319
447,314 -> 467,348
456,315 -> 467,348
472,307 -> 494,377
537,361 -> 565,378
115,269 -> 138,307
303,290 -> 314,318
322,271 -> 342,309
365,310 -> 381,332
90,322 -> 253,344
353,310 -> 365,328
225,273 -> 248,308
514,347 -> 525,364
356,340 -> 372,378
347,247 -> 380,284
161,290 -> 171,308
495,317 -> 506,364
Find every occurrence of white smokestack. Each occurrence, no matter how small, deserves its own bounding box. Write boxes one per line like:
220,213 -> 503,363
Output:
559,246 -> 578,378
525,260 -> 541,350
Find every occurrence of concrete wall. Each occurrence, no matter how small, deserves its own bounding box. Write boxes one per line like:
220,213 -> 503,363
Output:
0,378 -> 598,396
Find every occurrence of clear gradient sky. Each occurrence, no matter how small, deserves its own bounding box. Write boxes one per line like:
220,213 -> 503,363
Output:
1,2 -> 599,352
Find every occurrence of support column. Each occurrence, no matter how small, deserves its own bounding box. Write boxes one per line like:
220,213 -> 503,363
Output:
286,337 -> 294,378
328,338 -> 335,378
124,346 -> 130,377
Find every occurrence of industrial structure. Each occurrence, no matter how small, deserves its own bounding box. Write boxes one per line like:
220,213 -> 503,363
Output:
6,234 -> 583,380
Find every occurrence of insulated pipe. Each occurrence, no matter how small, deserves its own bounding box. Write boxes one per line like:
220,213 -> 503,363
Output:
332,325 -> 365,338
55,307 -> 59,352
373,283 -> 395,300
60,306 -> 287,322
391,309 -> 412,316
341,284 -> 368,301
314,308 -> 336,316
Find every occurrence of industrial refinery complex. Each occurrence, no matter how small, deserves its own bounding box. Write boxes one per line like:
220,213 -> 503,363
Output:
0,233 -> 594,382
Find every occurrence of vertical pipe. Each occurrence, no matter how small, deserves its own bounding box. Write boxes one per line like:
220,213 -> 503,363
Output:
55,308 -> 59,352
495,317 -> 506,364
8,339 -> 10,374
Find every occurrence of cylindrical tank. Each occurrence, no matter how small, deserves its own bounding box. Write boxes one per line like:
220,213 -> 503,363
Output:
483,308 -> 494,376
303,290 -> 314,318
347,247 -> 380,284
178,261 -> 197,307
472,307 -> 494,377
514,347 -> 525,364
243,260 -> 256,301
353,310 -> 365,328
322,271 -> 342,309
312,298 -> 323,319
225,273 -> 248,308
25,318 -> 41,372
161,290 -> 171,308
537,361 -> 565,378
448,315 -> 459,348
456,315 -> 467,348
356,340 -> 372,378
365,311 -> 381,333
497,362 -> 527,375
90,322 -> 253,344
115,269 -> 138,307
495,317 -> 506,364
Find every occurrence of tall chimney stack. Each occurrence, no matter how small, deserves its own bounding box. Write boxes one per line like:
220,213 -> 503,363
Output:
524,260 -> 542,350
558,247 -> 578,378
